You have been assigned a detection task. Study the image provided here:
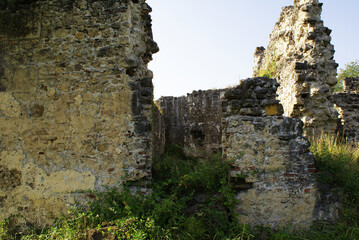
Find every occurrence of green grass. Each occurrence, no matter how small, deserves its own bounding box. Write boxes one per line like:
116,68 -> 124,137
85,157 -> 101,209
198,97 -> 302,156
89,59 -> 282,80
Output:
311,135 -> 359,201
309,135 -> 359,238
1,138 -> 359,239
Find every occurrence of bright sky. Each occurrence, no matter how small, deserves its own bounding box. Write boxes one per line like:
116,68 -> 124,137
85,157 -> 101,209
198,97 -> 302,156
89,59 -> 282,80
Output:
147,0 -> 359,99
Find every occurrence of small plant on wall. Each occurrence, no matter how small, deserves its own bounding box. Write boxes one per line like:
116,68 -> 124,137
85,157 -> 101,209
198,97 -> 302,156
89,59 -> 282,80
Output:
256,49 -> 277,79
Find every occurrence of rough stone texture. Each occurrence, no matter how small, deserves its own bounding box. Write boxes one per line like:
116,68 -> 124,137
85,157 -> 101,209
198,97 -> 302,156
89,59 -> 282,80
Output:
253,0 -> 338,137
0,0 -> 158,225
155,90 -> 224,157
222,78 -> 283,118
334,77 -> 359,142
343,77 -> 359,92
222,77 -> 337,227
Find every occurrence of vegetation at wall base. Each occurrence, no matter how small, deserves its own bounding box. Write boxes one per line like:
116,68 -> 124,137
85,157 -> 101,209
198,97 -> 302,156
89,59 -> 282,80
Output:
307,134 -> 359,239
1,138 -> 359,239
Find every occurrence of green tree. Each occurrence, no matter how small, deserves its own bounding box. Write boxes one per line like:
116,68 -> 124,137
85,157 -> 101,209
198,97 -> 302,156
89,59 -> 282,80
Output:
335,60 -> 359,92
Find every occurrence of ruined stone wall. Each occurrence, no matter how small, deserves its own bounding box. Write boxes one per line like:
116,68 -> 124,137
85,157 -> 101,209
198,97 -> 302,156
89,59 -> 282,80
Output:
153,77 -> 339,227
155,89 -> 224,157
253,0 -> 338,137
222,77 -> 336,227
0,0 -> 158,225
334,77 -> 359,142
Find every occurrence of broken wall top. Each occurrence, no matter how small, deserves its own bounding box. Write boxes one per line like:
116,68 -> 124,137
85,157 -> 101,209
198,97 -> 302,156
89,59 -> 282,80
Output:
223,78 -> 283,117
253,0 -> 338,137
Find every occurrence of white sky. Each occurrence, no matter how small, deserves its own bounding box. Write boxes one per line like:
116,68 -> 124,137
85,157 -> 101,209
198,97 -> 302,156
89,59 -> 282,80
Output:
147,0 -> 359,99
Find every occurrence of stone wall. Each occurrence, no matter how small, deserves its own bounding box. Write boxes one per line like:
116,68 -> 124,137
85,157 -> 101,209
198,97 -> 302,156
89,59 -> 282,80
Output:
0,0 -> 158,225
253,0 -> 338,137
334,77 -> 359,142
155,89 -> 224,157
222,77 -> 336,227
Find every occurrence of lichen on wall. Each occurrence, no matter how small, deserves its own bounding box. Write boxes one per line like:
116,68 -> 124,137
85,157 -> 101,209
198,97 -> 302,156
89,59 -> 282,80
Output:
0,0 -> 158,225
253,0 -> 338,137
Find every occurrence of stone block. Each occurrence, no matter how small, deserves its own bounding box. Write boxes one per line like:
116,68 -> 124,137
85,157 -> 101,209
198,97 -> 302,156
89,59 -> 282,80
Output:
265,104 -> 284,116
